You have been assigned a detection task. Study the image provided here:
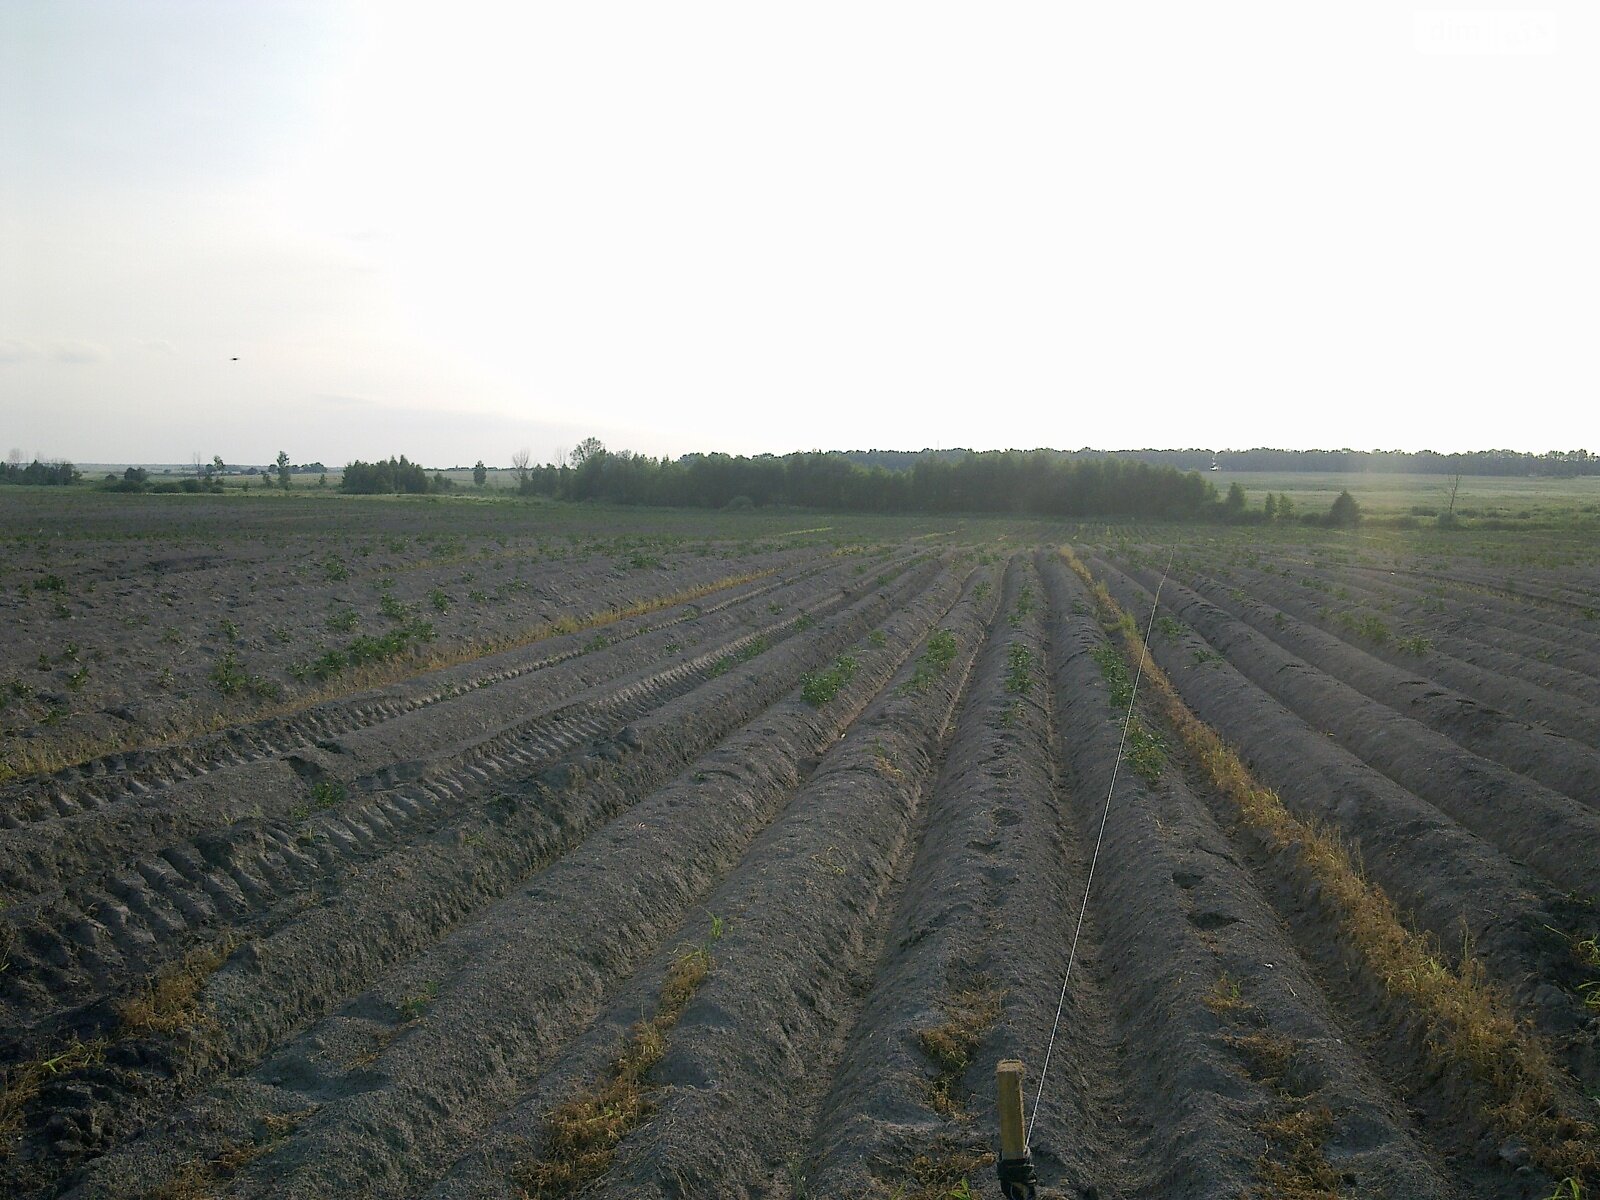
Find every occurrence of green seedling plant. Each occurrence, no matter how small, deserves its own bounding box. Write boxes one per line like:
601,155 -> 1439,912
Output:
1005,644 -> 1036,694
899,630 -> 959,696
801,655 -> 857,706
210,651 -> 246,695
399,981 -> 438,1022
1127,724 -> 1165,784
311,781 -> 346,810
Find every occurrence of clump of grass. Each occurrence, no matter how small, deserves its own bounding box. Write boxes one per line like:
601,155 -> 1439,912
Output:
1063,547 -> 1599,1184
1126,723 -> 1165,784
802,655 -> 858,706
299,619 -> 437,682
916,982 -> 1003,1116
1203,973 -> 1245,1014
1396,635 -> 1433,656
513,924 -> 722,1197
1335,610 -> 1391,646
118,937 -> 240,1035
310,780 -> 345,810
1155,614 -> 1184,640
326,607 -> 359,633
867,1144 -> 995,1200
1254,1105 -> 1340,1200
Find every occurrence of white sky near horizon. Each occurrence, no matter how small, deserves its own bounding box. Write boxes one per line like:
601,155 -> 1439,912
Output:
1,1 -> 1595,468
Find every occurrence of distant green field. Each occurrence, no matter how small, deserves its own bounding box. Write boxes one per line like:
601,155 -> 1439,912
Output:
1209,470 -> 1600,517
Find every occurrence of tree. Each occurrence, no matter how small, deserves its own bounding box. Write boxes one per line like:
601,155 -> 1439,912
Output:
473,460 -> 487,487
276,450 -> 291,489
212,455 -> 226,479
511,448 -> 530,487
1276,493 -> 1295,521
1328,490 -> 1361,527
570,437 -> 605,468
1223,481 -> 1247,520
1440,457 -> 1464,527
1263,492 -> 1278,521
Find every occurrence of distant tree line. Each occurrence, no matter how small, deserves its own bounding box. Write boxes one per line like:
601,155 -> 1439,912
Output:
836,447 -> 1599,477
103,466 -> 223,494
514,443 -> 1219,518
1,458 -> 79,486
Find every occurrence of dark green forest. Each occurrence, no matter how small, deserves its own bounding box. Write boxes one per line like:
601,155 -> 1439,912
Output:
506,448 -> 1218,518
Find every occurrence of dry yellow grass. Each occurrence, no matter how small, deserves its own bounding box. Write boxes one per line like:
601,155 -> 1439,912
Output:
915,982 -> 1004,1117
513,939 -> 718,1197
117,936 -> 239,1037
1061,548 -> 1598,1184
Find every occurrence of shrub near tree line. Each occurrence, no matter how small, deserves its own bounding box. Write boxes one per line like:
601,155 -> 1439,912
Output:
340,456 -> 434,495
0,459 -> 78,486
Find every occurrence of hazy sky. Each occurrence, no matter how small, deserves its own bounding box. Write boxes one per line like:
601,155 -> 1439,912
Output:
3,2 -> 1595,466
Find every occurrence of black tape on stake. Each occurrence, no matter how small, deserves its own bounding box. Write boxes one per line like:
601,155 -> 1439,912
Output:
996,1153 -> 1039,1200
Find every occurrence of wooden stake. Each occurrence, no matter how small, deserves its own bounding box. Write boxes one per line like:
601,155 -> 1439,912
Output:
996,1058 -> 1028,1161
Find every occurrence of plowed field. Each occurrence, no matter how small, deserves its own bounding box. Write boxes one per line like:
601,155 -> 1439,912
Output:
3,500 -> 1597,1199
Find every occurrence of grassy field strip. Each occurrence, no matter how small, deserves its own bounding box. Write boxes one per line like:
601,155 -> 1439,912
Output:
591,571 -> 1000,1196
1063,548 -> 1599,1189
0,559 -> 876,917
1164,566 -> 1600,806
203,570 -> 980,1198
1120,570 -> 1600,898
1224,551 -> 1600,670
1042,556 -> 1452,1198
0,569 -> 782,785
4,564 -> 948,1197
798,561 -> 1069,1198
0,567 -> 889,1036
1180,557 -> 1600,739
